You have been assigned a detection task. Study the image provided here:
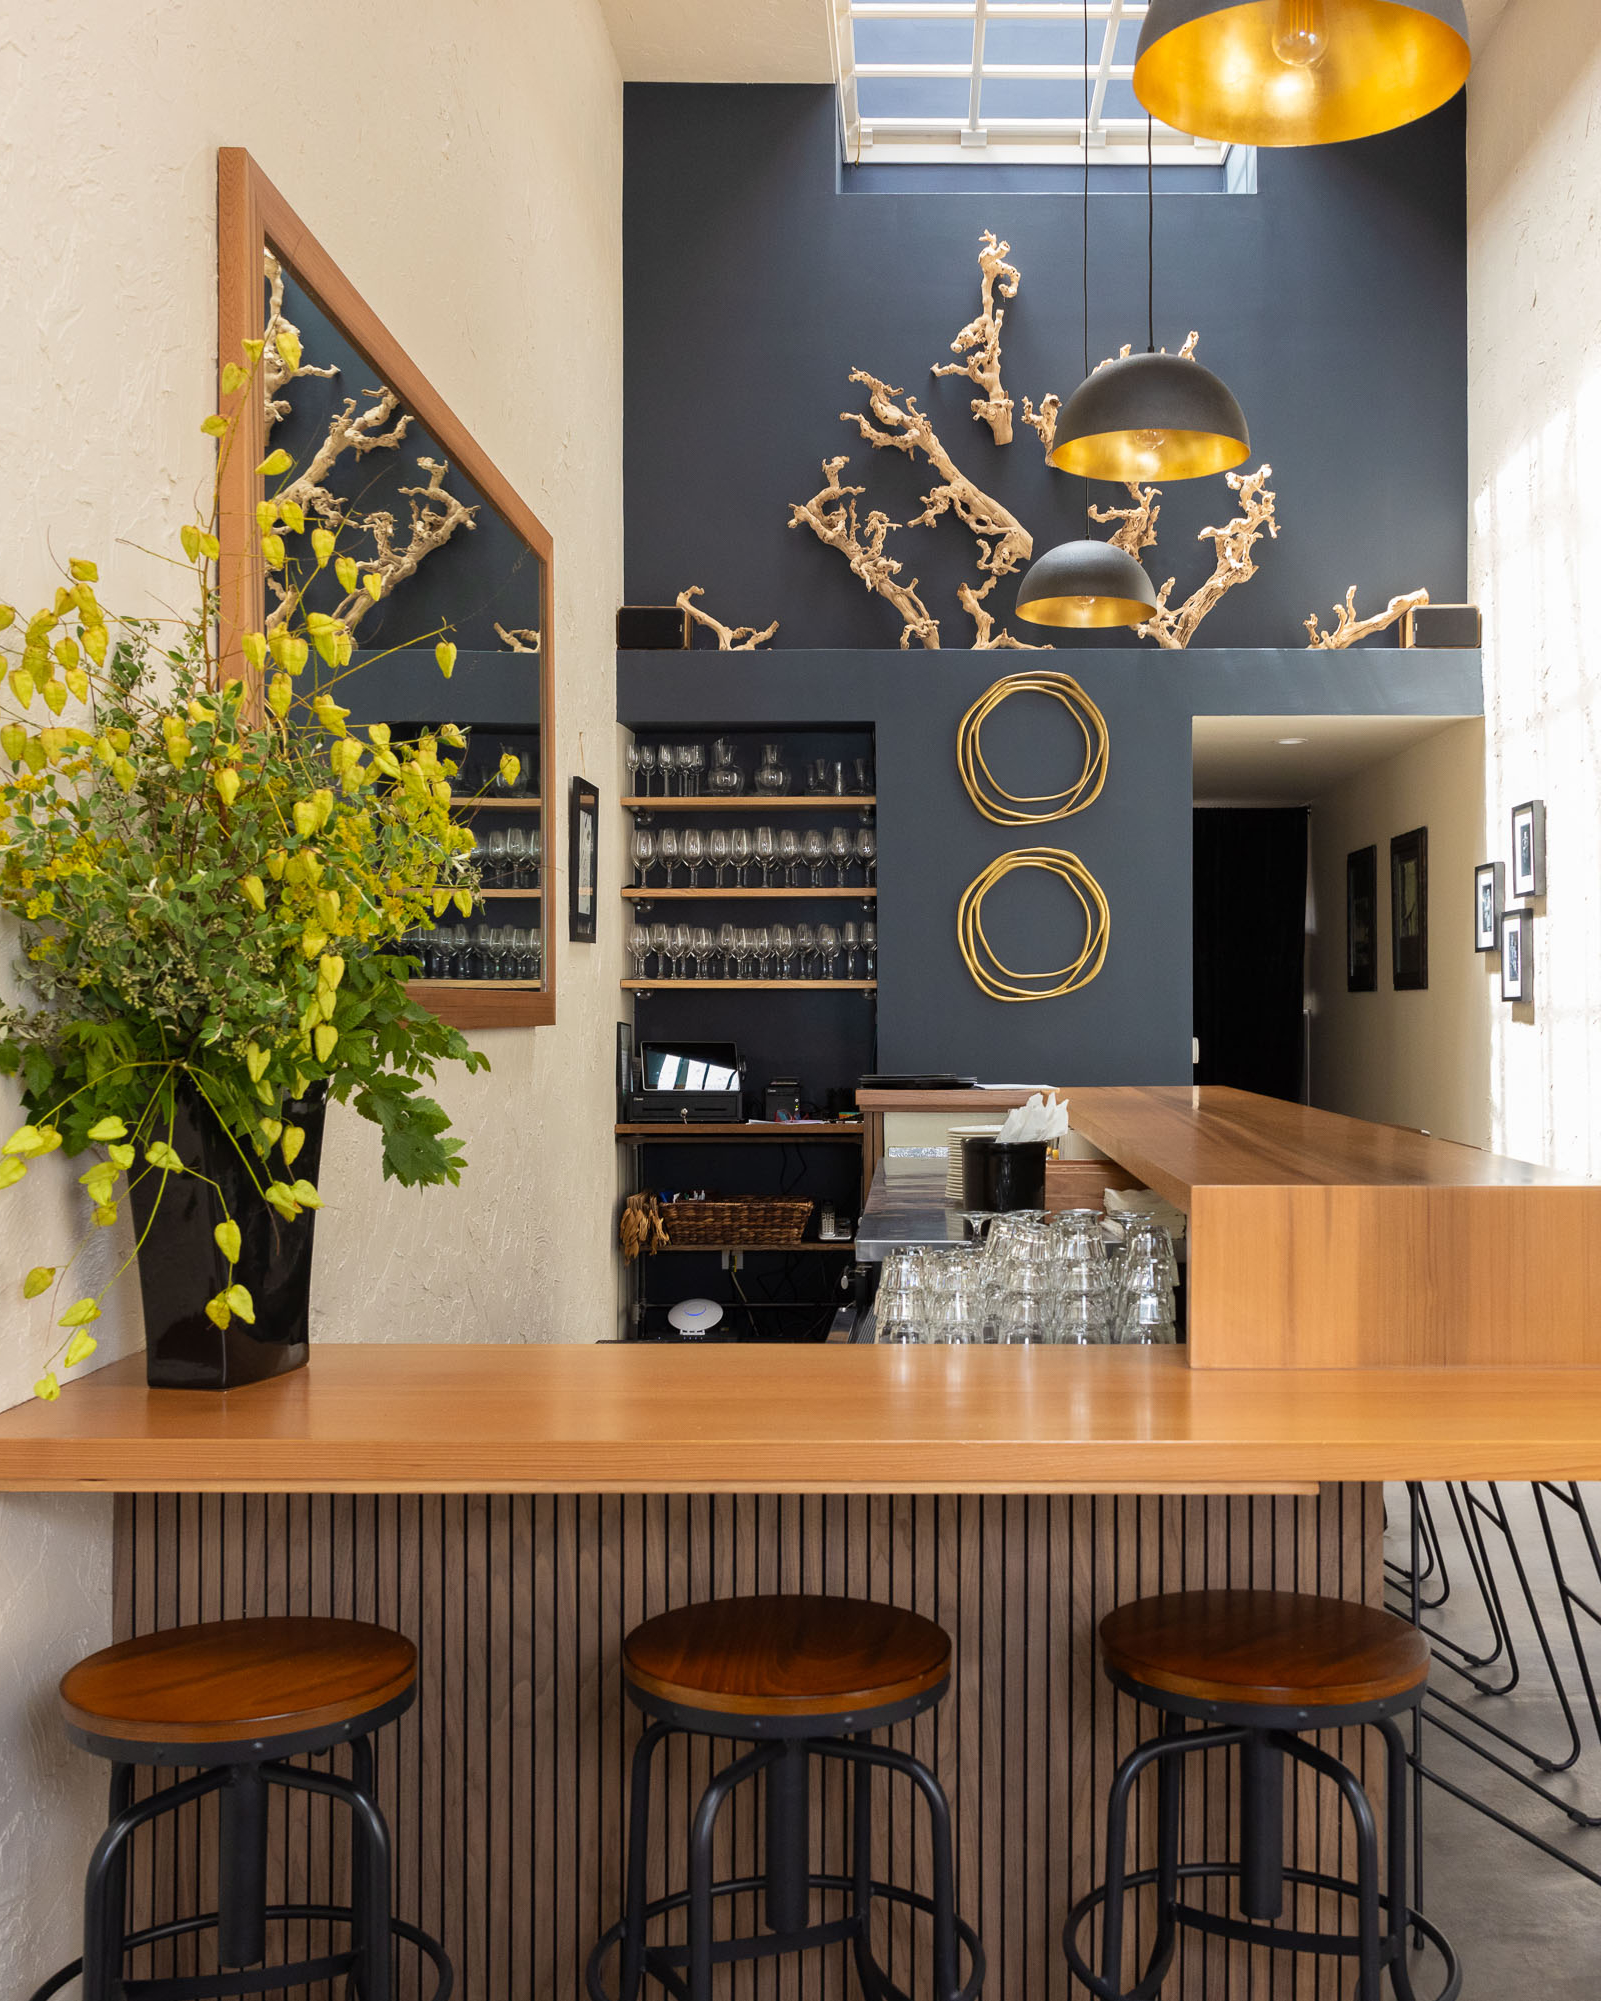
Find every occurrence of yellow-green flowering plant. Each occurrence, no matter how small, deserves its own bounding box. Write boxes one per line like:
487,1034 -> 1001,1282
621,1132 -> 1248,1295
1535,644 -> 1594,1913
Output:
0,343 -> 493,1399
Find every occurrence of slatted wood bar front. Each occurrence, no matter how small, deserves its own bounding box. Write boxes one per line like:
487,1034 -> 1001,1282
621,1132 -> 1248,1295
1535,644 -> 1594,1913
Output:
111,1485 -> 1378,2001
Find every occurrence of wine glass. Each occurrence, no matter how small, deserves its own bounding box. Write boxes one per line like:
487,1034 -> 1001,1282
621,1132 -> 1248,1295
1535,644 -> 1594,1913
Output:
754,825 -> 777,888
772,923 -> 795,977
625,741 -> 641,796
636,744 -> 657,796
681,827 -> 704,889
685,744 -> 705,795
691,926 -> 715,977
794,922 -> 816,977
670,923 -> 694,978
505,826 -> 530,888
631,826 -> 656,888
729,827 -> 753,887
817,923 -> 840,978
717,922 -> 738,977
708,827 -> 730,887
841,921 -> 860,979
861,919 -> 877,979
657,826 -> 681,888
829,825 -> 854,887
779,828 -> 802,887
648,922 -> 671,978
483,829 -> 508,888
803,830 -> 827,887
627,923 -> 650,977
856,826 -> 877,885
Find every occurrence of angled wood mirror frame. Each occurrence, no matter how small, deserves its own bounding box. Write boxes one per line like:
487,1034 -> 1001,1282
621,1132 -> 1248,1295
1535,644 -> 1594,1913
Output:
216,147 -> 555,1029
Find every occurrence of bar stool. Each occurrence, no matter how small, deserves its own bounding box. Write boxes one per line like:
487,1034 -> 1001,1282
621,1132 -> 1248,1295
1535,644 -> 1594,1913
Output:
28,1615 -> 452,2001
586,1592 -> 984,2001
1065,1589 -> 1461,2001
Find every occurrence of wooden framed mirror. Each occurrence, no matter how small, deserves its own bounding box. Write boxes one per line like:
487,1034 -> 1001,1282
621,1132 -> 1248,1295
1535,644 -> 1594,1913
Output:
216,148 -> 555,1029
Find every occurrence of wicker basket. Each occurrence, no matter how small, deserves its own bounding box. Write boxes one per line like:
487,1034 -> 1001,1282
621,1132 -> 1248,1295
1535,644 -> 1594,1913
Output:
659,1197 -> 814,1247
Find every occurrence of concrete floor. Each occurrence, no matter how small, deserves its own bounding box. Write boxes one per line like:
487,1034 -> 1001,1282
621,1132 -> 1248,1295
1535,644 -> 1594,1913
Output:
1383,1483 -> 1601,1997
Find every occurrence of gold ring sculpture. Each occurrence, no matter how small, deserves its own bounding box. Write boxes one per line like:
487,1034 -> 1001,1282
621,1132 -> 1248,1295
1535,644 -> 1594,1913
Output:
956,670 -> 1109,826
956,848 -> 1110,1003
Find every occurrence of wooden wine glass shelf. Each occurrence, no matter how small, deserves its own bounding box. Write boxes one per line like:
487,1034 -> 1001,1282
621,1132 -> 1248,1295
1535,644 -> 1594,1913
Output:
647,1241 -> 856,1255
449,796 -> 542,810
408,979 -> 544,993
622,887 -> 874,901
622,796 -> 875,811
616,1123 -> 865,1141
621,979 -> 876,992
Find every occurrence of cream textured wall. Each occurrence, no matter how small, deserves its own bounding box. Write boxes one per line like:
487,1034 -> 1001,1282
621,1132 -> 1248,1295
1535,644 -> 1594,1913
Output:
1306,721 -> 1493,1147
0,1 -> 623,1988
1468,0 -> 1601,1172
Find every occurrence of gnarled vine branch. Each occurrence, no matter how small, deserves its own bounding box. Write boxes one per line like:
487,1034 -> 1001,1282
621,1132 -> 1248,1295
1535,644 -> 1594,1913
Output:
958,582 -> 1046,649
495,624 -> 541,653
788,456 -> 940,649
1089,483 -> 1162,560
1304,587 -> 1431,650
675,586 -> 778,651
262,251 -> 339,429
1139,464 -> 1278,650
932,230 -> 1021,446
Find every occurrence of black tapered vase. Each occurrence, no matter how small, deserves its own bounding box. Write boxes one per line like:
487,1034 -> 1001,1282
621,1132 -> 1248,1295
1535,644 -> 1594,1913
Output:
129,1082 -> 326,1389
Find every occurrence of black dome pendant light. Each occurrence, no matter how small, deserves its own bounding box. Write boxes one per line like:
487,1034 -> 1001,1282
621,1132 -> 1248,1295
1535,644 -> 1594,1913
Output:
1132,0 -> 1471,149
1050,110 -> 1250,484
1017,0 -> 1160,632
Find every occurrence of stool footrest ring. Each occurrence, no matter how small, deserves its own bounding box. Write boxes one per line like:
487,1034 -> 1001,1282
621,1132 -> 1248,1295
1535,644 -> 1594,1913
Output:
586,1869 -> 984,2001
1065,1861 -> 1461,2001
27,1903 -> 454,2001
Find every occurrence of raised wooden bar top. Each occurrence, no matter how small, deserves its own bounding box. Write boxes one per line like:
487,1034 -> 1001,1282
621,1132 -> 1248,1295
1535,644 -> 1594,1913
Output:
3,1343 -> 1601,1495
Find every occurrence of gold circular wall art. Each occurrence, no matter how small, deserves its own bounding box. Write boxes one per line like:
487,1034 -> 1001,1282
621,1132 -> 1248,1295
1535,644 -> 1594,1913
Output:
956,848 -> 1110,1003
956,670 -> 1109,825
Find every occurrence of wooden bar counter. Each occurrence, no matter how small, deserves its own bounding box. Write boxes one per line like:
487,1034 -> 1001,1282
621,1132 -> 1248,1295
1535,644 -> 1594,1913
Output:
4,1342 -> 1601,1494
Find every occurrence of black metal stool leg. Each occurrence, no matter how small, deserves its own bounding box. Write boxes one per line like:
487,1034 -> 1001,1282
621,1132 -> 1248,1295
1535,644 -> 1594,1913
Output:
617,1721 -> 672,2001
688,1743 -> 777,2001
764,1738 -> 810,1935
1238,1729 -> 1284,1921
101,1765 -> 133,1993
219,1762 -> 270,1968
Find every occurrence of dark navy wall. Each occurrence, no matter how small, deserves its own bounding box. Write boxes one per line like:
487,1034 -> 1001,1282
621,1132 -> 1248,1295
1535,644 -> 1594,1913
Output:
623,85 -> 1466,652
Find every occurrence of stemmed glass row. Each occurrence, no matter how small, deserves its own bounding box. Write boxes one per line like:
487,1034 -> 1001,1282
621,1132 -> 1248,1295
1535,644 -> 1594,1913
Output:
401,925 -> 543,982
627,921 -> 877,982
626,741 -> 875,798
472,826 -> 543,889
630,825 -> 876,889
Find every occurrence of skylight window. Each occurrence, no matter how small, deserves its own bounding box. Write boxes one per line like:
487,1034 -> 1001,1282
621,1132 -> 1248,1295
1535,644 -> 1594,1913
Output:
829,1 -> 1229,170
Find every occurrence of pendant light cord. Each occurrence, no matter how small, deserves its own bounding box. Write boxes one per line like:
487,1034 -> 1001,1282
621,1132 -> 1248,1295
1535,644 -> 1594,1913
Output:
1147,113 -> 1155,353
1082,0 -> 1090,534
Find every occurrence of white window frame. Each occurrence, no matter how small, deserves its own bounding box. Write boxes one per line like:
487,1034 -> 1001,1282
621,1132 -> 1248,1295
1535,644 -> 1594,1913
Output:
829,0 -> 1231,170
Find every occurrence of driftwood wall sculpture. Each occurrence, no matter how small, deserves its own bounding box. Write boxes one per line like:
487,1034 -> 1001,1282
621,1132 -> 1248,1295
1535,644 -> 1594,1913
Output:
788,457 -> 941,649
932,230 -> 1021,447
262,254 -> 479,638
1305,587 -> 1431,649
675,585 -> 779,651
1140,465 -> 1279,651
495,624 -> 541,653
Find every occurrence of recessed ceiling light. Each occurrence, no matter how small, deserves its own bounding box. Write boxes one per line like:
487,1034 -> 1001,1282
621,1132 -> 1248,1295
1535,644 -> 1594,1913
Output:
1275,736 -> 1307,746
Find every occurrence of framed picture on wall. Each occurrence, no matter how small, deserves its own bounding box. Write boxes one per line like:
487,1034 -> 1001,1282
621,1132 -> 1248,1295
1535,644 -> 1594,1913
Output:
1347,845 -> 1378,992
569,777 -> 599,943
1511,799 -> 1546,898
1474,861 -> 1504,953
1501,908 -> 1533,1002
1391,827 -> 1429,991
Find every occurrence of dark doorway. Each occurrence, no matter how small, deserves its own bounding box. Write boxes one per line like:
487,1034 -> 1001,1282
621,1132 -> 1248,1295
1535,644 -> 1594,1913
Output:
1193,807 -> 1309,1102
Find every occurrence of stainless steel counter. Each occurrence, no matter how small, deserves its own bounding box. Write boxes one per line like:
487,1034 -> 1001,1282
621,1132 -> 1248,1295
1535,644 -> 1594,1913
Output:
853,1156 -> 972,1261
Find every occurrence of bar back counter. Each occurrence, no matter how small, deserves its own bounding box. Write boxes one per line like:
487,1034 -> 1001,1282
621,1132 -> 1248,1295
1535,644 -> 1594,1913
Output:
3,1088 -> 1597,2001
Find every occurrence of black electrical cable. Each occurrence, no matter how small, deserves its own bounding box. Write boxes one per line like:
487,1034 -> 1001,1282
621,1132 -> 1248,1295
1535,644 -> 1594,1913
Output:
1082,0 -> 1090,534
1148,112 -> 1155,353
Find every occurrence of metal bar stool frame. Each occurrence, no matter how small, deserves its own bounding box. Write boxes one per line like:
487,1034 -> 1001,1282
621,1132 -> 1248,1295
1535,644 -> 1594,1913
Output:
29,1684 -> 452,2001
587,1677 -> 984,2001
1064,1665 -> 1461,2001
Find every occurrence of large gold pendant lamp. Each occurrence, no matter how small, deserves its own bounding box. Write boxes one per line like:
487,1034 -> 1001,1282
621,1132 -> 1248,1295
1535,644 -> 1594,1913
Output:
1133,0 -> 1471,148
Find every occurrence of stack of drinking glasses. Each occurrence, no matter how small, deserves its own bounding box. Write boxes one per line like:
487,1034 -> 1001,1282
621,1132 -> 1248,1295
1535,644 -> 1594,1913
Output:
871,1211 -> 1179,1345
629,823 -> 875,890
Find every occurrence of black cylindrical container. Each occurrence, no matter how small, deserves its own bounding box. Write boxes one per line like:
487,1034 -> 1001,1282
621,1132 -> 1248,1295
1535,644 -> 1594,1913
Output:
962,1137 -> 1048,1213
129,1080 -> 326,1389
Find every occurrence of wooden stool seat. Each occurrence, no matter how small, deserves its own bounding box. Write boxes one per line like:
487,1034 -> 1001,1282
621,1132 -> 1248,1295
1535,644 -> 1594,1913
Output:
1099,1589 -> 1429,1712
59,1616 -> 417,1750
622,1593 -> 951,1718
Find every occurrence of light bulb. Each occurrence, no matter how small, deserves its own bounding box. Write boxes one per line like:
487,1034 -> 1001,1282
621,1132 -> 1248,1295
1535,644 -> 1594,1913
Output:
1271,0 -> 1329,69
1133,429 -> 1167,451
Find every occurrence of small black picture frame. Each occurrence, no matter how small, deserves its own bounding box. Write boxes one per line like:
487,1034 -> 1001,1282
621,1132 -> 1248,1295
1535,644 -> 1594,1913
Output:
1500,908 -> 1533,1002
1511,799 -> 1546,899
1474,860 -> 1504,954
569,776 -> 598,943
1347,845 -> 1378,992
1390,827 -> 1428,991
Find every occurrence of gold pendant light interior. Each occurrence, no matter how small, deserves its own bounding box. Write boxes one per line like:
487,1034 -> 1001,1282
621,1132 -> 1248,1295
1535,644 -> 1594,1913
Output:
1134,0 -> 1471,150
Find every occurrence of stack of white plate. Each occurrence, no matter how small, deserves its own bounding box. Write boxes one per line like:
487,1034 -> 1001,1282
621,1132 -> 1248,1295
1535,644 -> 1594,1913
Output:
946,1124 -> 1004,1203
